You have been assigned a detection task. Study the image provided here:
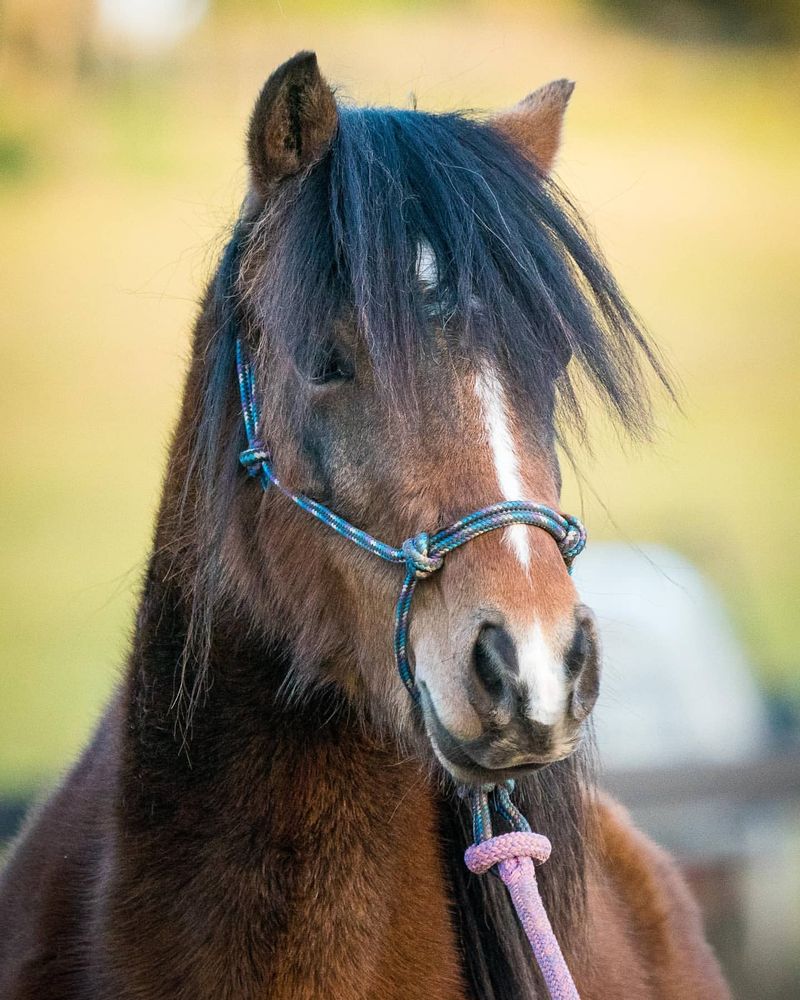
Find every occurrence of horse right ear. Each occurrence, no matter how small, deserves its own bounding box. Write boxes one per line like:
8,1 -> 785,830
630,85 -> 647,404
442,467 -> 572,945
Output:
247,51 -> 338,194
492,79 -> 574,175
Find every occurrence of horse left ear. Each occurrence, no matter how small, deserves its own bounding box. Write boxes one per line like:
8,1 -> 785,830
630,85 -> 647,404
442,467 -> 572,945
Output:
247,50 -> 338,193
492,79 -> 574,175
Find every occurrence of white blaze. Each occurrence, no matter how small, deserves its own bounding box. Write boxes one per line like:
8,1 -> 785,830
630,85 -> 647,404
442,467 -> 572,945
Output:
474,367 -> 530,570
518,621 -> 567,725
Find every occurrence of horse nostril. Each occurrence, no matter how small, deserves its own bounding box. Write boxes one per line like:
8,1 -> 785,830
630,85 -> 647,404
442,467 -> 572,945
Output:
567,606 -> 601,722
472,624 -> 519,700
565,618 -> 590,679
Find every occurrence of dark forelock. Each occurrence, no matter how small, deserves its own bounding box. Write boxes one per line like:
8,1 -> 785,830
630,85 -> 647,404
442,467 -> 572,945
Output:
243,103 -> 668,437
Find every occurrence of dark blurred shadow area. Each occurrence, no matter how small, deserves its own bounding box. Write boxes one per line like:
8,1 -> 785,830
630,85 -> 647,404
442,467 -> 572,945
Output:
588,0 -> 800,45
1,0 -> 798,995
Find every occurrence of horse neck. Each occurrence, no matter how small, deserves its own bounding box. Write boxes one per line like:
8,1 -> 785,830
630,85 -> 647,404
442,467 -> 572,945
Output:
118,557 -> 466,1000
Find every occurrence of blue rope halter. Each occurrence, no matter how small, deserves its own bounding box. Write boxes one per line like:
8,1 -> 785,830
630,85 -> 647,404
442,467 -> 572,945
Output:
228,228 -> 588,996
235,338 -> 586,702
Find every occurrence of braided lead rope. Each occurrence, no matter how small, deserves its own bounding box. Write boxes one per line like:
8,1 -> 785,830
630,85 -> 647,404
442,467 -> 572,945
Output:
466,783 -> 580,1000
235,334 -> 586,999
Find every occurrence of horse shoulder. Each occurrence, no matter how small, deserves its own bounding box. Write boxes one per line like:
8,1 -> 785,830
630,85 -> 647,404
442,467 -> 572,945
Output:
580,794 -> 730,1000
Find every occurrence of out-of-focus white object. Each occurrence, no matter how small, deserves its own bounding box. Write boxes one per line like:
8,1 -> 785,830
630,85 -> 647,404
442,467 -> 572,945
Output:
573,543 -> 769,770
97,0 -> 208,53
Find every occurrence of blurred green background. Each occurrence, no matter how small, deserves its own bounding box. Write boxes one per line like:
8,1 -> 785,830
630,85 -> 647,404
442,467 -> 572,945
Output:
1,0 -> 798,793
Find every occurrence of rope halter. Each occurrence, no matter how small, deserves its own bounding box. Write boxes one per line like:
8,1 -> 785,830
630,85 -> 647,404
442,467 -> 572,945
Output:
235,337 -> 586,702
233,294 -> 585,1000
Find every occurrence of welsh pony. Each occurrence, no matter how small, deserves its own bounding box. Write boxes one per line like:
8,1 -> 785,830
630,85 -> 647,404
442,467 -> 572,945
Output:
0,52 -> 729,1000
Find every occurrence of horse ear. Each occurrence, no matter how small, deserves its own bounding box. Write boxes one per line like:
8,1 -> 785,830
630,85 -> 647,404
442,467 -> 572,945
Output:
247,51 -> 338,193
492,79 -> 574,175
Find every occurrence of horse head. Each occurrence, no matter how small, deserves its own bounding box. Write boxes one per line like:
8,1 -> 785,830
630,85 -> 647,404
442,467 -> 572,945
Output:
186,51 -> 660,787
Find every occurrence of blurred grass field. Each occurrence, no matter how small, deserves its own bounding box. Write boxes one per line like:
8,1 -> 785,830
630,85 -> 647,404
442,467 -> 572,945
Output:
1,1 -> 799,792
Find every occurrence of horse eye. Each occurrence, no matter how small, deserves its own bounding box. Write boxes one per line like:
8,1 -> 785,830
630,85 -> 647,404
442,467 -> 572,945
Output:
309,345 -> 354,385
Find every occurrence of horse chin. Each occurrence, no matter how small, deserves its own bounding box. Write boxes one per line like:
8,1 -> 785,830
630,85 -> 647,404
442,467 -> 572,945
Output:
432,748 -> 554,788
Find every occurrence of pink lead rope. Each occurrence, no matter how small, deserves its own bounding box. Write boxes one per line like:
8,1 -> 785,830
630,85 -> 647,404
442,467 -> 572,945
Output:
465,791 -> 581,999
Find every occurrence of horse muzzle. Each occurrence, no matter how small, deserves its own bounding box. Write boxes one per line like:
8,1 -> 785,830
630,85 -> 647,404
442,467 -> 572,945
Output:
417,606 -> 600,784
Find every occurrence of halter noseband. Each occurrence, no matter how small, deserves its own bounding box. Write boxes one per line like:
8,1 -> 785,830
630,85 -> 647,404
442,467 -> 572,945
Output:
230,237 -> 585,999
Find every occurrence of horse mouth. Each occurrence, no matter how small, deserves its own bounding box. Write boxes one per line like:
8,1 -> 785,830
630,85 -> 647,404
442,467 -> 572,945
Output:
417,683 -> 571,786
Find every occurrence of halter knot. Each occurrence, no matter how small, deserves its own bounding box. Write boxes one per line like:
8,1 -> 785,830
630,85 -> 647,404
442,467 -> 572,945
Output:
401,532 -> 444,578
239,442 -> 270,477
559,514 -> 587,565
464,831 -> 552,875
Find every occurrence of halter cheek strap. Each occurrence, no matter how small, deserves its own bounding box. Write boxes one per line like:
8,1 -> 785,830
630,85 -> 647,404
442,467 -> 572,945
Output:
235,335 -> 585,999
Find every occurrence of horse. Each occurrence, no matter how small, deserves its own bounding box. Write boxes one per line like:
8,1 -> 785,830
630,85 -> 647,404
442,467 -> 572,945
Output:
0,51 -> 730,1000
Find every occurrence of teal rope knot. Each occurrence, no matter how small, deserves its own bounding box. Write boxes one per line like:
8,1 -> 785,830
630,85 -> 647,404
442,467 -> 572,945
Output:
239,442 -> 270,478
402,532 -> 444,578
560,515 -> 587,566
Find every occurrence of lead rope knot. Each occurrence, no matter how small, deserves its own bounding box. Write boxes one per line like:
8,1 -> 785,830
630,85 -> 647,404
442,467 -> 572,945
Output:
464,830 -> 552,875
465,784 -> 581,999
401,532 -> 444,578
